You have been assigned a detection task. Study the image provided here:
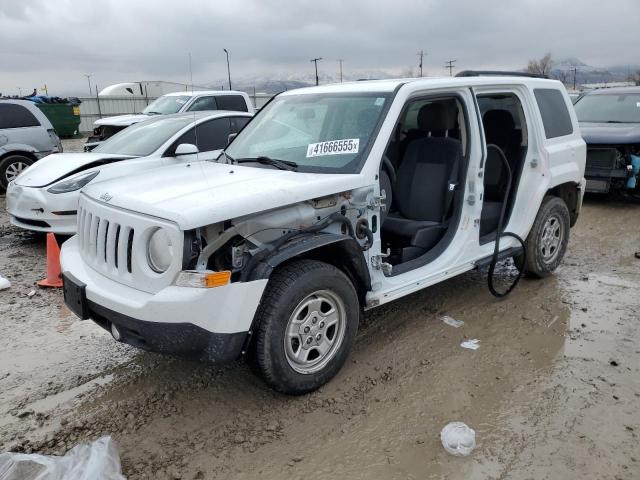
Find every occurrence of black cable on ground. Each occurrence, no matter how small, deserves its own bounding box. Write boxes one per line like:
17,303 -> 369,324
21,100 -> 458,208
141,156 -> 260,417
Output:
486,144 -> 527,298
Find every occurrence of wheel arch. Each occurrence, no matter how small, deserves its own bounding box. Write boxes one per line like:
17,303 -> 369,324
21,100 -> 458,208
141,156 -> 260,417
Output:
0,149 -> 38,163
546,181 -> 581,227
248,233 -> 371,306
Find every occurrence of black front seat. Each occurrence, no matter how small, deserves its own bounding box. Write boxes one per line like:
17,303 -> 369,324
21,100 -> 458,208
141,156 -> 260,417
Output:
382,134 -> 462,263
399,101 -> 458,160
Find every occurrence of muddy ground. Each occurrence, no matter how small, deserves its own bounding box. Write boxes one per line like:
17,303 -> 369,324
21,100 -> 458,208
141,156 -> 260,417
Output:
1,155 -> 639,478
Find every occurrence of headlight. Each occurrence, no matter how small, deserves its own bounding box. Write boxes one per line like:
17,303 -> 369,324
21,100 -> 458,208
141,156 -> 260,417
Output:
47,171 -> 99,194
147,228 -> 174,273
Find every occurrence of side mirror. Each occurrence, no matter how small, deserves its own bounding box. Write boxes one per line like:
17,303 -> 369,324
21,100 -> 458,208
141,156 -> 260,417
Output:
227,133 -> 238,146
174,143 -> 199,156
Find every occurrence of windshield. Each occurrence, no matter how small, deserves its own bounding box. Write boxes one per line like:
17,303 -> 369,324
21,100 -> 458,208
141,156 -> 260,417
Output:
574,93 -> 640,123
93,116 -> 194,156
142,95 -> 191,115
224,92 -> 390,173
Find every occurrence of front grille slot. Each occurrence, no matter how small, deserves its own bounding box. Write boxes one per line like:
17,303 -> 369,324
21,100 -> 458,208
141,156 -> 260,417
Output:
77,205 -> 135,275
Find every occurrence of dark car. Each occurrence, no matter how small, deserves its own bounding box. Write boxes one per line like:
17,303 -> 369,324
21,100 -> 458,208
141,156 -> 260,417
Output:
574,86 -> 640,194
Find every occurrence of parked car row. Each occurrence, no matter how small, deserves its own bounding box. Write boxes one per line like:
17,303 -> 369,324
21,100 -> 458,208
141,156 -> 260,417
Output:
4,76 -> 634,394
6,111 -> 252,233
85,90 -> 253,150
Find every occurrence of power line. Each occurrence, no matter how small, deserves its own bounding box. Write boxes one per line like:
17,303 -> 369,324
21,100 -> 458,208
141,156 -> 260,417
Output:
417,50 -> 426,77
445,59 -> 457,77
310,57 -> 323,86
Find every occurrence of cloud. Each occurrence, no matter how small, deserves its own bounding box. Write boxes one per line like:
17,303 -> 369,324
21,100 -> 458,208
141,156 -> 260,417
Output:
1,0 -> 638,95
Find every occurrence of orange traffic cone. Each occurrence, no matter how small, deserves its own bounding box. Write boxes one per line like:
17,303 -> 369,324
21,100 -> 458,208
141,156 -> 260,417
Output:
37,233 -> 63,288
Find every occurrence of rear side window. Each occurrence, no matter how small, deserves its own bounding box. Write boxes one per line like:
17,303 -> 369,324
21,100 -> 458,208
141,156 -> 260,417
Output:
0,103 -> 40,129
195,118 -> 232,151
187,96 -> 218,112
230,116 -> 250,133
215,95 -> 248,112
534,89 -> 573,139
172,118 -> 231,153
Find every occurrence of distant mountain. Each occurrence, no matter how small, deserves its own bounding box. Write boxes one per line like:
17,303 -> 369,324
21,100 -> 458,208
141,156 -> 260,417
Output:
551,58 -> 638,85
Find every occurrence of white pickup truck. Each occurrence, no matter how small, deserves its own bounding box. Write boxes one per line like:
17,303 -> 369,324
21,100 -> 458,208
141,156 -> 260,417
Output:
61,74 -> 586,394
84,90 -> 254,150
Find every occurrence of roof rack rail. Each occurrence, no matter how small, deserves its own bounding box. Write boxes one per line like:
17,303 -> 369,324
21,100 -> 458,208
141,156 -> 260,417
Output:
455,70 -> 549,79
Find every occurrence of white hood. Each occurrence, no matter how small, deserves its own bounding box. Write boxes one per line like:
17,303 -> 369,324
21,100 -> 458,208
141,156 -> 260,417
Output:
15,153 -> 136,187
82,162 -> 367,230
94,114 -> 150,127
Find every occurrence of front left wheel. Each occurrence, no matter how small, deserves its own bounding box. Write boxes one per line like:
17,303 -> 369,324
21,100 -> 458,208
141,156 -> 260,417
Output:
251,260 -> 360,395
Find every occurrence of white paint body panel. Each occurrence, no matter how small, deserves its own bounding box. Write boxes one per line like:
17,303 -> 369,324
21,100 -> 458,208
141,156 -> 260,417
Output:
83,163 -> 365,231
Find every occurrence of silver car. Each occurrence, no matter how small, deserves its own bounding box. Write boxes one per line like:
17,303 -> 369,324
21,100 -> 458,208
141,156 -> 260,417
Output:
0,100 -> 63,190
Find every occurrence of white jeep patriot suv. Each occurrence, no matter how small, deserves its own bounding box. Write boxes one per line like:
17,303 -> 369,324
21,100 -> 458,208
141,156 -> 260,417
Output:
61,74 -> 586,394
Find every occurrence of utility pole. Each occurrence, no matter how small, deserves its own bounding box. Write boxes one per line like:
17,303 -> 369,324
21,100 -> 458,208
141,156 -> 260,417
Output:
310,57 -> 322,86
571,67 -> 578,90
417,50 -> 426,77
223,49 -> 232,90
84,74 -> 92,95
445,59 -> 457,77
338,59 -> 344,83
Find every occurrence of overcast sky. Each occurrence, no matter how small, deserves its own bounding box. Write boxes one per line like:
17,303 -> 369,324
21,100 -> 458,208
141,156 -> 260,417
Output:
1,0 -> 638,96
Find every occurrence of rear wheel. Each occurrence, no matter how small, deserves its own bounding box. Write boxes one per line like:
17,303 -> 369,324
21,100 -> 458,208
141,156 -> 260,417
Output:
251,260 -> 359,395
517,196 -> 570,278
0,155 -> 34,190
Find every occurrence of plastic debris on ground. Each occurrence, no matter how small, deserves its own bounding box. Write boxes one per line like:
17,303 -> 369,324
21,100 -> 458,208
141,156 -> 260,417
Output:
460,339 -> 480,350
0,436 -> 125,480
440,315 -> 464,328
0,276 -> 10,290
440,422 -> 476,456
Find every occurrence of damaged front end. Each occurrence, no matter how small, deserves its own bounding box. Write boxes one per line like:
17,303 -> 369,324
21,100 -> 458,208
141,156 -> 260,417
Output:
180,188 -> 375,291
584,144 -> 640,194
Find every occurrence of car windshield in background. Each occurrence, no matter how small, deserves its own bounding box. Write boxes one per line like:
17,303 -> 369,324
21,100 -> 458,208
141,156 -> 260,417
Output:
574,93 -> 640,123
225,92 -> 390,173
142,95 -> 191,115
93,116 -> 193,157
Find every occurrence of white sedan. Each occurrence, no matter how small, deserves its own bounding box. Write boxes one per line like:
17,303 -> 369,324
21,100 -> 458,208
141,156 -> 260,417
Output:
6,110 -> 252,234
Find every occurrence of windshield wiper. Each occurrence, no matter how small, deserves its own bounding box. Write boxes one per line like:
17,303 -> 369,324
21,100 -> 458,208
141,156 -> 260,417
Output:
236,156 -> 298,171
145,111 -> 163,115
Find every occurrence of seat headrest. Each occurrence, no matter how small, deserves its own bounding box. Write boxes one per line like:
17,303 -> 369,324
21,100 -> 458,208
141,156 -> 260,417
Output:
417,102 -> 457,134
483,109 -> 516,148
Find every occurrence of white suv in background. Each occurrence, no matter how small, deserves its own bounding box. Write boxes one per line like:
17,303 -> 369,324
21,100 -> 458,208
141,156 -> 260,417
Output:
61,74 -> 586,395
85,90 -> 254,150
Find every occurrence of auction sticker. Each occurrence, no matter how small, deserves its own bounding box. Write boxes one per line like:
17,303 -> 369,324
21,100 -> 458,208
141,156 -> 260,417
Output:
307,138 -> 359,157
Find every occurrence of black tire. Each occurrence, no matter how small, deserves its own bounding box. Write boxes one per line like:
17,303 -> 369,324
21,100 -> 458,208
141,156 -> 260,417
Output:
251,259 -> 359,395
0,155 -> 34,190
517,196 -> 570,278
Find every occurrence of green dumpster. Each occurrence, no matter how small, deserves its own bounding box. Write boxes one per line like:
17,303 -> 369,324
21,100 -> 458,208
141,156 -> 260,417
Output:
36,103 -> 81,138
